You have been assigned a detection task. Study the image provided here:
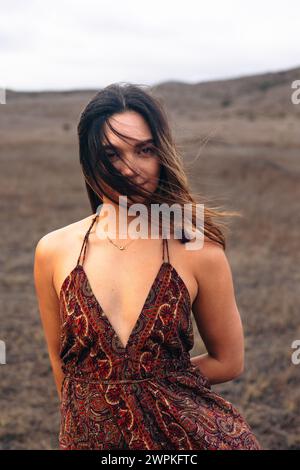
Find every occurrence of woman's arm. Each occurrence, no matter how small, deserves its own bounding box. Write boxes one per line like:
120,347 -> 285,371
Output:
191,242 -> 244,385
33,233 -> 65,401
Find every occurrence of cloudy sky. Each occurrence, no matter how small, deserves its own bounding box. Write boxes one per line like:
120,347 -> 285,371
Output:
1,0 -> 299,91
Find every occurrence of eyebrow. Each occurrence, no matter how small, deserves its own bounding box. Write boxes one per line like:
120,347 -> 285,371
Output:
103,138 -> 154,150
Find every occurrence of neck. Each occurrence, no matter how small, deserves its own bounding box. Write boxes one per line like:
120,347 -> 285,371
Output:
99,195 -> 143,239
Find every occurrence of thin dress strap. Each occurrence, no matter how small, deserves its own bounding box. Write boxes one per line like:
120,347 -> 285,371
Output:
76,214 -> 99,267
162,237 -> 170,264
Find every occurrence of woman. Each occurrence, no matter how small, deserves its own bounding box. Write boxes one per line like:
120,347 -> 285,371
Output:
34,83 -> 262,450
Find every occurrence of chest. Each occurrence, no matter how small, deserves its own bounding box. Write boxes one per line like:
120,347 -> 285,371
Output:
81,240 -> 196,323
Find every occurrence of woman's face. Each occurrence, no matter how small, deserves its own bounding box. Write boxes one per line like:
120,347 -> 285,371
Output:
101,110 -> 161,203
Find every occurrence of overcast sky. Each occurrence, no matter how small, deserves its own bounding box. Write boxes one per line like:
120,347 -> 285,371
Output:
1,0 -> 300,91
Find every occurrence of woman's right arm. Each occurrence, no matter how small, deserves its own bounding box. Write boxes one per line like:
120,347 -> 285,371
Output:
33,233 -> 65,401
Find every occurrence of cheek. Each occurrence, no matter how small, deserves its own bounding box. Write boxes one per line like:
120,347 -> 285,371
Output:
143,159 -> 161,187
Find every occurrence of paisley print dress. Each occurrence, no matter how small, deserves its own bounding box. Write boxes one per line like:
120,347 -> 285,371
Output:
58,214 -> 262,450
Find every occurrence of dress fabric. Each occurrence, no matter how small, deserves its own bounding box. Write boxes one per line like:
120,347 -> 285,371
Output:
58,214 -> 262,450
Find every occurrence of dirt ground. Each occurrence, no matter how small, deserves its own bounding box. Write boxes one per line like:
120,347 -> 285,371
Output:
1,68 -> 300,449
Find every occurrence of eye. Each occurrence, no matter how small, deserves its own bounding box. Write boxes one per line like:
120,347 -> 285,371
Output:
106,150 -> 118,159
140,146 -> 154,155
105,146 -> 155,159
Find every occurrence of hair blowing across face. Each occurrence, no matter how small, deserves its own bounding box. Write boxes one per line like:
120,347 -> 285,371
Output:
77,82 -> 241,248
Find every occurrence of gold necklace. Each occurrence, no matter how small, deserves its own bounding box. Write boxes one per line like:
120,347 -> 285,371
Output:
94,211 -> 137,251
106,235 -> 136,251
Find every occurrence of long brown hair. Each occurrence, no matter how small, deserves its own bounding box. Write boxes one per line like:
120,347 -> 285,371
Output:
77,82 -> 240,250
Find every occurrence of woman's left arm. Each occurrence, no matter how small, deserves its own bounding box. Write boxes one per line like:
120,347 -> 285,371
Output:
190,242 -> 245,385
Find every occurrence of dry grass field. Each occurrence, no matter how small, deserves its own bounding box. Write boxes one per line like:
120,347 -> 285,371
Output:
0,66 -> 300,449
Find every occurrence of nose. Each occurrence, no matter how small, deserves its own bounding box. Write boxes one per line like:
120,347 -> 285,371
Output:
119,152 -> 138,178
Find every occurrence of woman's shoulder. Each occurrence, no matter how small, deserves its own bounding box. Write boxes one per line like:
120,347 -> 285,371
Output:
167,234 -> 223,278
186,235 -> 229,287
176,233 -> 222,253
193,234 -> 225,258
34,212 -> 97,264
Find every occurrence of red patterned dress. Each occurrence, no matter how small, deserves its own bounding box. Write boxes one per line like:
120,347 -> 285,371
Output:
58,214 -> 262,450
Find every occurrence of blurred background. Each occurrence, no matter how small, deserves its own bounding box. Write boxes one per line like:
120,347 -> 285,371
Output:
0,0 -> 300,450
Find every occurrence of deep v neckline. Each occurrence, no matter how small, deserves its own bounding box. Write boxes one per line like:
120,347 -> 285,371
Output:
67,212 -> 191,355
78,260 -> 169,353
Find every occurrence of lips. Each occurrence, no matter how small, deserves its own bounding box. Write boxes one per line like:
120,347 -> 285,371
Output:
130,179 -> 147,186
